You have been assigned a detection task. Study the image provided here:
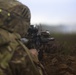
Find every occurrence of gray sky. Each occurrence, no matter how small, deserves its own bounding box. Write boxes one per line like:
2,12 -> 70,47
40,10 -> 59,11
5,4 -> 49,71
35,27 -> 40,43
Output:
18,0 -> 76,25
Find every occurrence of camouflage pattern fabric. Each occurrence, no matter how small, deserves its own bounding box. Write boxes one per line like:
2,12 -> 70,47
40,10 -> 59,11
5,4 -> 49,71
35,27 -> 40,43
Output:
0,0 -> 31,37
0,28 -> 43,75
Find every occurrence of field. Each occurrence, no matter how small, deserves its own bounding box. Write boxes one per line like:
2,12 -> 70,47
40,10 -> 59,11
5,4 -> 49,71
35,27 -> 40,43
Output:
42,33 -> 76,75
52,33 -> 76,55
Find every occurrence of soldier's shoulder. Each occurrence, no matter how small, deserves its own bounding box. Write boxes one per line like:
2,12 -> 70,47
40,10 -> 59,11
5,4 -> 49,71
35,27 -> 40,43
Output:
0,28 -> 10,46
0,28 -> 21,46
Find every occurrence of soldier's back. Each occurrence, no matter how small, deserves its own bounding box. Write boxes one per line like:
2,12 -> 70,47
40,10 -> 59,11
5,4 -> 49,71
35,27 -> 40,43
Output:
0,28 -> 19,75
0,28 -> 43,75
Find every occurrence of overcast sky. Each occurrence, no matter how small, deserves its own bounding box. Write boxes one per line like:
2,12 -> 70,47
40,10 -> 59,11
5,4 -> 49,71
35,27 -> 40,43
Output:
18,0 -> 76,25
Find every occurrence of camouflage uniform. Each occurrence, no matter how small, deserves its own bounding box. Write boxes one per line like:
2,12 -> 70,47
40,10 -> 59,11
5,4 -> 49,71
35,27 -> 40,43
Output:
0,0 -> 43,75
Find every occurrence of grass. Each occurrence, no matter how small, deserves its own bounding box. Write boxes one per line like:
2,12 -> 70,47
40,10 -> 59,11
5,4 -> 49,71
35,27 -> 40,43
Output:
50,33 -> 76,55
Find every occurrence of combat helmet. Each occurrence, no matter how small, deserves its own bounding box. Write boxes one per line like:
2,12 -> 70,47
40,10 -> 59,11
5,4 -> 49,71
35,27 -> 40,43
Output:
0,0 -> 31,37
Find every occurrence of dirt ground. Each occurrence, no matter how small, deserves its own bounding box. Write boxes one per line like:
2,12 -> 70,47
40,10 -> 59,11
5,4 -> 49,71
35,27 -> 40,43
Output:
41,54 -> 76,75
40,40 -> 76,75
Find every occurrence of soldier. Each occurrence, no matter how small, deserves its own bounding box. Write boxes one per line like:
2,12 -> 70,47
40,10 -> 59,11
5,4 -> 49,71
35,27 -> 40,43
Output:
0,0 -> 45,75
